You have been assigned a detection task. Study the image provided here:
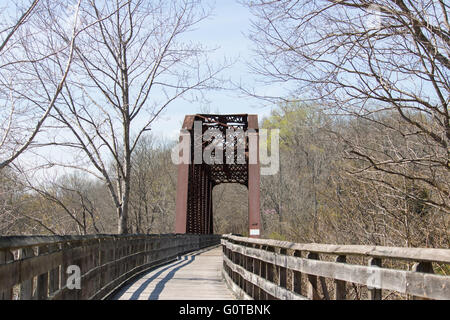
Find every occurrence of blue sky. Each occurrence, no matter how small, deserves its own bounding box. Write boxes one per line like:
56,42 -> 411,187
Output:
149,0 -> 278,141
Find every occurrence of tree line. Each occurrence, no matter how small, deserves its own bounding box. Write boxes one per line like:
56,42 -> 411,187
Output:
0,1 -> 448,249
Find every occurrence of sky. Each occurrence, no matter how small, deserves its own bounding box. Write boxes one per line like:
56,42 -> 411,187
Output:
148,0 -> 278,141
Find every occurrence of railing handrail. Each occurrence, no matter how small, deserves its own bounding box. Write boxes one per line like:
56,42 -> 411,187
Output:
221,235 -> 450,300
0,233 -> 187,250
0,233 -> 221,300
222,234 -> 450,264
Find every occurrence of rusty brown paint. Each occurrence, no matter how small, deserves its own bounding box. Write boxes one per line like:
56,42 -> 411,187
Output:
175,132 -> 190,234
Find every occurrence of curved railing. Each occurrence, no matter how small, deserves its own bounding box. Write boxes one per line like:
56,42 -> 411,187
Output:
0,233 -> 220,300
221,234 -> 450,300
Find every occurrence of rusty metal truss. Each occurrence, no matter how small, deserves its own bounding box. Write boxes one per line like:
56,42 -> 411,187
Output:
175,114 -> 261,237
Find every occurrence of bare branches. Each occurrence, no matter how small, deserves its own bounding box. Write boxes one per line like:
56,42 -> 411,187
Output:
0,0 -> 81,170
41,0 -> 224,233
0,0 -> 39,54
244,0 -> 449,213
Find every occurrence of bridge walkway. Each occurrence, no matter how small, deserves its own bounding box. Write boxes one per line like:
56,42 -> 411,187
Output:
111,246 -> 234,300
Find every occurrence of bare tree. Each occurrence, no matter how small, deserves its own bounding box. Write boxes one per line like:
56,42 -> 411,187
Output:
129,135 -> 177,234
213,183 -> 248,235
0,0 -> 80,169
21,171 -> 107,235
41,0 -> 225,233
243,0 -> 449,213
0,168 -> 25,234
260,103 -> 339,241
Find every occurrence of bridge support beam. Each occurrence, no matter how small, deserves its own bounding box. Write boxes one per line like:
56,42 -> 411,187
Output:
175,131 -> 190,234
248,116 -> 261,238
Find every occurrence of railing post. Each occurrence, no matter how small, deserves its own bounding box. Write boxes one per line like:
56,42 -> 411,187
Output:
48,243 -> 60,296
79,241 -> 88,299
19,247 -> 34,300
260,245 -> 268,299
293,250 -> 302,296
253,244 -> 261,299
233,242 -> 240,289
248,244 -> 255,298
100,239 -> 107,290
368,257 -> 382,300
334,255 -> 346,300
89,241 -> 99,292
412,261 -> 434,300
279,248 -> 287,290
36,245 -> 49,299
266,246 -> 275,286
230,241 -> 236,286
286,249 -> 294,292
272,247 -> 280,294
60,242 -> 72,291
0,249 -> 14,299
306,252 -> 320,300
238,243 -> 244,290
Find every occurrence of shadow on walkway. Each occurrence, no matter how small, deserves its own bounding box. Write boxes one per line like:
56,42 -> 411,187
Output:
128,249 -> 208,300
147,255 -> 196,300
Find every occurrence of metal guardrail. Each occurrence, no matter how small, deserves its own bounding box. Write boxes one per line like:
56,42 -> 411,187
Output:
0,233 -> 220,300
221,234 -> 450,300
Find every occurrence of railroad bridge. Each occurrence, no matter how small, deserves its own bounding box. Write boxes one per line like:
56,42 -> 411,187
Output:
0,114 -> 449,300
174,114 -> 261,237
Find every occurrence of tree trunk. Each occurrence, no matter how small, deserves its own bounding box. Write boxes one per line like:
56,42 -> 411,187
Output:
118,204 -> 128,234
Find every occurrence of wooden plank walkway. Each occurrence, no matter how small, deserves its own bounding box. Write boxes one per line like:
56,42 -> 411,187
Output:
112,246 -> 235,300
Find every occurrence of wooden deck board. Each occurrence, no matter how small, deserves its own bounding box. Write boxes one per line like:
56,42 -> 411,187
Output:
112,246 -> 234,300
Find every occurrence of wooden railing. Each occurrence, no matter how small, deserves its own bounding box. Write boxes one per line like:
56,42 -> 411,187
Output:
221,234 -> 450,300
0,233 -> 220,300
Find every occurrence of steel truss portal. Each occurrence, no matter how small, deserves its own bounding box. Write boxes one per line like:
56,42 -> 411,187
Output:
174,114 -> 261,238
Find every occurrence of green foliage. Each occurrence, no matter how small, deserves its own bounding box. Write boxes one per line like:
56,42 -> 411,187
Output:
435,264 -> 450,276
261,100 -> 326,152
268,231 -> 288,241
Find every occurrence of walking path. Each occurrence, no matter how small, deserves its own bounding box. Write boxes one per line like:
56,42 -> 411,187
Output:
112,246 -> 234,300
